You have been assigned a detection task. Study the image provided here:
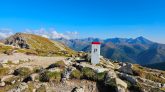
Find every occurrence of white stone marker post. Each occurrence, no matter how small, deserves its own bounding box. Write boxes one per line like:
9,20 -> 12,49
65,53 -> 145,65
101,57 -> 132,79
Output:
91,42 -> 101,64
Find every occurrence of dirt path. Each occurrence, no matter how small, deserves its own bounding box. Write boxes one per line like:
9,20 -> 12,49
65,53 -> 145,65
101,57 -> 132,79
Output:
0,53 -> 66,68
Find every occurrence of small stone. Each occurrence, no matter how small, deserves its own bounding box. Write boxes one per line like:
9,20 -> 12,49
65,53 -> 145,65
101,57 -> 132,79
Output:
94,68 -> 109,73
48,68 -> 61,72
1,75 -> 14,82
0,82 -> 5,87
72,86 -> 85,92
30,73 -> 39,81
1,59 -> 8,64
11,80 -> 16,84
12,60 -> 20,64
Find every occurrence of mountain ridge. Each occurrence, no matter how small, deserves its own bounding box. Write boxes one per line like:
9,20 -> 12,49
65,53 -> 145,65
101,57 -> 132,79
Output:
55,37 -> 165,66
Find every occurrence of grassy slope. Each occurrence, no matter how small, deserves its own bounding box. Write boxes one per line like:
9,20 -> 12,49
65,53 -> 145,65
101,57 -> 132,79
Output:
2,33 -> 75,56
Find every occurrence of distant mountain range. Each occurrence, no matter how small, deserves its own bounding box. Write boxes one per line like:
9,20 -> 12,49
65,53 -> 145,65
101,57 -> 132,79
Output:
55,37 -> 165,66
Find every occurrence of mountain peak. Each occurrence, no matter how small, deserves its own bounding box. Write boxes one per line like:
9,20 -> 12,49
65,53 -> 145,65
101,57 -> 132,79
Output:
136,36 -> 147,40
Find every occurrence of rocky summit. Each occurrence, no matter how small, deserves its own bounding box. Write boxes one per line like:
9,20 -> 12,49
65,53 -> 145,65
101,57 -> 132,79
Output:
0,33 -> 164,92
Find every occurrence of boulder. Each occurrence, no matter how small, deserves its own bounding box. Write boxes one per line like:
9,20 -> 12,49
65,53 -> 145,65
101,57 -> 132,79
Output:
119,63 -> 133,75
0,82 -> 5,87
116,86 -> 126,92
0,75 -> 14,82
72,86 -> 85,92
104,70 -> 117,86
78,62 -> 108,73
94,67 -> 109,73
118,73 -> 137,85
106,70 -> 117,79
115,78 -> 127,89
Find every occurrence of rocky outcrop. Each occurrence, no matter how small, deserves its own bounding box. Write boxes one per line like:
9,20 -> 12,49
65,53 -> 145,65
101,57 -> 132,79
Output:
76,62 -> 109,73
115,78 -> 127,92
62,66 -> 76,82
118,72 -> 137,85
5,33 -> 29,49
104,70 -> 128,92
105,70 -> 117,79
118,63 -> 133,75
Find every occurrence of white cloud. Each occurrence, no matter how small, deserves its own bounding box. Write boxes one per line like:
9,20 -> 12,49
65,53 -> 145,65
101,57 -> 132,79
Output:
0,28 -> 79,40
66,31 -> 79,35
0,29 -> 13,39
51,31 -> 69,39
24,28 -> 70,39
65,31 -> 79,39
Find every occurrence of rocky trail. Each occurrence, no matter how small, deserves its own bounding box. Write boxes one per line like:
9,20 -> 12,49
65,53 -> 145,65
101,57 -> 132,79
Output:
0,53 -> 66,68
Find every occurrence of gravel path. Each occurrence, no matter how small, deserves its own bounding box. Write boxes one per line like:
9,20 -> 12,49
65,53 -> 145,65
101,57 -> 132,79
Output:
0,53 -> 66,68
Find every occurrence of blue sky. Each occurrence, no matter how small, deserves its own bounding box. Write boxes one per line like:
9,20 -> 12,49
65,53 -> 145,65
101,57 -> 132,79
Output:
0,0 -> 165,43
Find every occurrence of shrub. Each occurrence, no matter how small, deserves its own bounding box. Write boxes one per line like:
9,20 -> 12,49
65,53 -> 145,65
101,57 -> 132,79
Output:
13,67 -> 32,76
82,67 -> 96,81
96,72 -> 107,81
0,68 -> 9,76
70,69 -> 81,79
47,61 -> 66,69
47,71 -> 61,82
39,71 -> 61,82
4,50 -> 13,55
33,67 -> 44,73
39,72 -> 49,82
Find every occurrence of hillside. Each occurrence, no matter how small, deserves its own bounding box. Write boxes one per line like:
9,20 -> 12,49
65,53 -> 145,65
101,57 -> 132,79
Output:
2,33 -> 75,56
0,52 -> 164,92
144,62 -> 165,70
0,34 -> 165,92
56,37 -> 165,66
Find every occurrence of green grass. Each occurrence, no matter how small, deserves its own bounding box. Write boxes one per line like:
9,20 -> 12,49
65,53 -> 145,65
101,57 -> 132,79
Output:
13,67 -> 32,76
96,72 -> 107,81
132,64 -> 165,83
70,69 -> 81,79
0,44 -> 13,54
0,67 -> 9,76
81,67 -> 97,81
39,71 -> 62,82
47,61 -> 66,69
